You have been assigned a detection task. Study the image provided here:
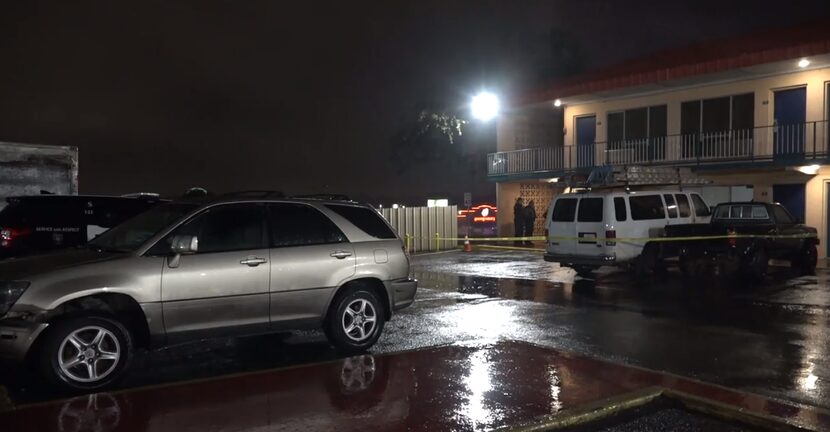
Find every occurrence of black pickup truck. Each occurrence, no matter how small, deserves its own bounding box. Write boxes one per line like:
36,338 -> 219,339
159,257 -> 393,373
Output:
664,202 -> 818,278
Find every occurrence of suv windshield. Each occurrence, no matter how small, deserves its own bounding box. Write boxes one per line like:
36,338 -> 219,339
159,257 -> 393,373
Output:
89,203 -> 198,252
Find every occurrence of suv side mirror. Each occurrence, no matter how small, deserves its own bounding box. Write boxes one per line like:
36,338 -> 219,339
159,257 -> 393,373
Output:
171,235 -> 199,255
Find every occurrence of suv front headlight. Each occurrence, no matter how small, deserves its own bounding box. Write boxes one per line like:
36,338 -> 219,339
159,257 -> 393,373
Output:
0,281 -> 29,317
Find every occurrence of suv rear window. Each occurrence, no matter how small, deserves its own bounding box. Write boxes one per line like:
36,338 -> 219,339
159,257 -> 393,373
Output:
325,204 -> 397,239
714,205 -> 769,220
551,198 -> 577,222
629,195 -> 666,220
772,205 -> 794,224
577,198 -> 603,222
270,204 -> 347,246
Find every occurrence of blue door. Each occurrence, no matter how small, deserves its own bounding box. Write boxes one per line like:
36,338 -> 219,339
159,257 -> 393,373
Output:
576,115 -> 596,168
774,87 -> 806,159
773,184 -> 805,223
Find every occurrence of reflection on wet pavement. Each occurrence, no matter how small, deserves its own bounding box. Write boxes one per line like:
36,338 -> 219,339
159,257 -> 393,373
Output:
409,250 -> 830,411
3,341 -> 828,432
2,248 -> 828,426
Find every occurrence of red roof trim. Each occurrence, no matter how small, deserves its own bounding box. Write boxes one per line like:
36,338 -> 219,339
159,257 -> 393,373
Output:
512,22 -> 830,107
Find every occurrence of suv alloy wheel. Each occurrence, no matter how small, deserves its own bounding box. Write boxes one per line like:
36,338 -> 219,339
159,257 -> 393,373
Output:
39,316 -> 133,391
325,287 -> 385,354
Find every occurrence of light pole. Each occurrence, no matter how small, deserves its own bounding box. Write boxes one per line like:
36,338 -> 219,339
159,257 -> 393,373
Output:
465,91 -> 502,237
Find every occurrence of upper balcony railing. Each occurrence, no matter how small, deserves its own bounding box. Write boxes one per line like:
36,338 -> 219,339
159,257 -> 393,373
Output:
487,120 -> 829,177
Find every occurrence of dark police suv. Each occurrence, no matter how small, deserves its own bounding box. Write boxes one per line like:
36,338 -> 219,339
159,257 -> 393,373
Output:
0,194 -> 163,259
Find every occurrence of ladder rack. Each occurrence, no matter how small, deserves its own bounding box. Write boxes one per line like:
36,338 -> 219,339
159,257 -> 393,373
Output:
571,165 -> 710,190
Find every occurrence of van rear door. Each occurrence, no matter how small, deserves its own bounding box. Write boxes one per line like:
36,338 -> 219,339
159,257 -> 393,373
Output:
547,197 -> 578,256
575,197 -> 605,258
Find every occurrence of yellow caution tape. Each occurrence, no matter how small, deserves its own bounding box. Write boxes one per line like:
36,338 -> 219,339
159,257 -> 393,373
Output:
409,233 -> 818,243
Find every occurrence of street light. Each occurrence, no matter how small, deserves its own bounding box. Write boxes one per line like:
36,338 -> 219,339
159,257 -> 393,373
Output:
470,91 -> 500,122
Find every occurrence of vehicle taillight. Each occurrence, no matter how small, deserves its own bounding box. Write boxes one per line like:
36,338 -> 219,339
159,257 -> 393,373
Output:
0,227 -> 32,248
727,228 -> 737,247
605,230 -> 616,246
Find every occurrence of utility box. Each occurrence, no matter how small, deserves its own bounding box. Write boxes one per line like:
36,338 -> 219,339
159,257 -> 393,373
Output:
0,142 -> 78,207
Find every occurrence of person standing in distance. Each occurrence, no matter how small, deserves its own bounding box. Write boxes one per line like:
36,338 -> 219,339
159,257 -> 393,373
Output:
513,197 -> 524,246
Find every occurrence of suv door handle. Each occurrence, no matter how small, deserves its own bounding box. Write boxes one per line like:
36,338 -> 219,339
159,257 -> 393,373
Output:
240,257 -> 267,266
330,251 -> 352,259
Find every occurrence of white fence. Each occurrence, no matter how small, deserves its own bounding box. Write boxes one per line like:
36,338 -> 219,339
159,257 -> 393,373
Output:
381,205 -> 458,253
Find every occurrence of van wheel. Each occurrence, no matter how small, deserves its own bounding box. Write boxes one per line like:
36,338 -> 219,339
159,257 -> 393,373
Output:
38,316 -> 133,391
325,287 -> 385,354
742,247 -> 768,281
793,244 -> 818,276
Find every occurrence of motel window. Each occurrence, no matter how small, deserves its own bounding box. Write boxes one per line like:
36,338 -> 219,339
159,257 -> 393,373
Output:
731,93 -> 754,131
703,97 -> 730,133
681,93 -> 755,134
607,105 -> 667,147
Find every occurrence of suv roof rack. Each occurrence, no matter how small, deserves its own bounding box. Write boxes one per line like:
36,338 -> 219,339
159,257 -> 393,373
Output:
222,190 -> 285,198
570,165 -> 710,191
292,193 -> 352,201
121,192 -> 161,199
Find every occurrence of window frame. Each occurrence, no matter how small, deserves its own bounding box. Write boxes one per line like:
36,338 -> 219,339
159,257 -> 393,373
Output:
680,92 -> 755,135
690,194 -> 711,217
675,194 -> 691,218
663,194 -> 678,219
577,197 -> 604,223
629,195 -> 667,221
771,205 -> 796,225
613,197 -> 627,222
551,198 -> 578,222
607,105 -> 668,148
324,204 -> 396,239
267,203 -> 348,249
149,203 -> 268,256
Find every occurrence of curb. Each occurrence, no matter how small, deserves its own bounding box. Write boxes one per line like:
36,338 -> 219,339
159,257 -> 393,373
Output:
498,387 -> 814,432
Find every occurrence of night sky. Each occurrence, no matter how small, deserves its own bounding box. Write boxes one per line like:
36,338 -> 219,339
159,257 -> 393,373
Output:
2,1 -> 829,205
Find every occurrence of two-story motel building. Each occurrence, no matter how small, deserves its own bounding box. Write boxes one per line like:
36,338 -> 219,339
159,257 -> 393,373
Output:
491,24 -> 830,257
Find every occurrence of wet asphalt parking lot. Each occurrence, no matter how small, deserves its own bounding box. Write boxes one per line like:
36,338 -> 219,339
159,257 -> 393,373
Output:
1,248 -> 828,411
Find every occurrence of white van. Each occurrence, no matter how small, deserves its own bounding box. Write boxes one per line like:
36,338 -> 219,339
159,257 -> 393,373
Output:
544,189 -> 711,274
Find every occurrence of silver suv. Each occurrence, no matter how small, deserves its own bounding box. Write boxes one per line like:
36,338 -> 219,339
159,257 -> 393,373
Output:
0,194 -> 417,390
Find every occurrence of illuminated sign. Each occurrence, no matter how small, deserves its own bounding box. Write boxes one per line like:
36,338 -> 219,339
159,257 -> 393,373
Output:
458,204 -> 498,223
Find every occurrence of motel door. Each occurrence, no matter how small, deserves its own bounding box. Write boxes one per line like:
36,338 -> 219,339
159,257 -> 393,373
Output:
774,87 -> 806,160
772,184 -> 805,223
576,115 -> 596,168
